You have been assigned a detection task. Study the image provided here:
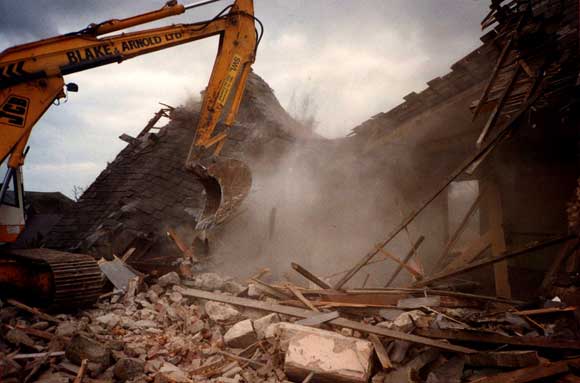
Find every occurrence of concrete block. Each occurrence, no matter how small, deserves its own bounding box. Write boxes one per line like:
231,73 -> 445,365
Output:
224,319 -> 257,348
268,323 -> 373,383
253,313 -> 280,339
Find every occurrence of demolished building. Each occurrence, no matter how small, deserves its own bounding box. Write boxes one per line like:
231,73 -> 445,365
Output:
43,73 -> 312,275
340,0 -> 579,300
3,0 -> 580,381
40,0 -> 580,300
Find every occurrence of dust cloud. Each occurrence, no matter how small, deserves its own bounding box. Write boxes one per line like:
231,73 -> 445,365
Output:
206,135 -> 419,288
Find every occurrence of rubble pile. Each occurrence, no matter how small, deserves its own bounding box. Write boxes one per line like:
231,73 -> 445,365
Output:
2,267 -> 580,383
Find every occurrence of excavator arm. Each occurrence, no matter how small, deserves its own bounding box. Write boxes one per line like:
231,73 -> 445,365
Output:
0,0 -> 258,242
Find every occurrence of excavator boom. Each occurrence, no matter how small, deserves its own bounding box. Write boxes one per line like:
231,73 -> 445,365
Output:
0,0 -> 258,240
0,0 -> 259,307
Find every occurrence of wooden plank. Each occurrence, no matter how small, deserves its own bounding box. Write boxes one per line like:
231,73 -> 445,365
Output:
296,311 -> 340,327
176,287 -> 476,354
7,299 -> 60,324
437,190 -> 485,269
443,232 -> 492,272
380,249 -> 423,279
369,334 -> 393,370
541,239 -> 580,291
420,306 -> 469,327
250,278 -> 292,300
469,359 -> 573,383
167,229 -> 198,262
384,236 -> 425,287
291,263 -> 332,290
472,36 -> 514,120
476,65 -> 521,146
12,351 -> 65,360
397,296 -> 440,309
12,325 -> 67,342
513,306 -> 577,316
73,359 -> 88,383
286,284 -> 319,312
344,288 -> 526,305
465,351 -> 539,368
414,328 -> 580,350
486,184 -> 511,299
415,235 -> 572,288
323,293 -> 404,307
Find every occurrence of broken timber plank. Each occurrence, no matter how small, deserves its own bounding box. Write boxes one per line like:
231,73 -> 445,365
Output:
442,232 -> 492,272
380,249 -> 423,279
73,359 -> 88,383
437,190 -> 485,269
167,229 -> 198,262
472,36 -> 514,120
322,293 -> 404,307
512,306 -> 577,316
291,262 -> 332,289
397,296 -> 441,309
250,278 -> 293,300
12,351 -> 65,360
176,287 -> 476,354
345,288 -> 526,305
286,284 -> 319,312
369,334 -> 393,370
414,329 -> 580,350
465,351 -> 540,368
384,236 -> 425,287
295,311 -> 340,327
7,299 -> 60,323
541,238 -> 580,292
415,235 -> 573,287
486,183 -> 511,299
469,358 -> 576,383
476,65 -> 521,147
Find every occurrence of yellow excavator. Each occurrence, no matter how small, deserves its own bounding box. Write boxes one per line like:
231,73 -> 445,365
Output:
0,0 -> 259,307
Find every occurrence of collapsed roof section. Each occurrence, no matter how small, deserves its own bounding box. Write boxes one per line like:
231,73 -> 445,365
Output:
339,0 -> 579,299
44,72 -> 307,272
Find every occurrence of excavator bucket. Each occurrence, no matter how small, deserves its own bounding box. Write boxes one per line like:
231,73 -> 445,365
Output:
195,158 -> 252,230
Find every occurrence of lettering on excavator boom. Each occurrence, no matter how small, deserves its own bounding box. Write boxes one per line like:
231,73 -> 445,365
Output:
0,96 -> 29,127
0,62 -> 29,83
217,54 -> 243,107
65,33 -> 188,65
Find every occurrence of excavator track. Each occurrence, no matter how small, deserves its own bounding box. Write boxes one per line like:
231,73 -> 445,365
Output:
0,248 -> 102,308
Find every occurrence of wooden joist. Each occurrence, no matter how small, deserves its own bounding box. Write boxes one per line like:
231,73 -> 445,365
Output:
469,358 -> 577,383
414,328 -> 580,350
415,235 -> 573,288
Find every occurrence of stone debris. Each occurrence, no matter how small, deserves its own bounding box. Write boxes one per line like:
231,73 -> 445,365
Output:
254,313 -> 281,340
224,319 -> 257,348
157,271 -> 181,288
1,267 -> 580,383
205,301 -> 241,323
273,323 -> 373,383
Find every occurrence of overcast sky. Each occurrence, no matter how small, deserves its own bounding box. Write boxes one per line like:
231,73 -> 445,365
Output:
0,0 -> 488,196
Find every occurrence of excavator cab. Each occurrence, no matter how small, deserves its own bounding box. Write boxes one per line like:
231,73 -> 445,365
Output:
0,161 -> 25,244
